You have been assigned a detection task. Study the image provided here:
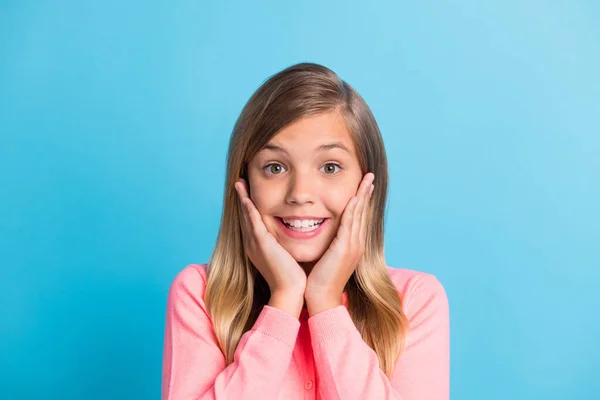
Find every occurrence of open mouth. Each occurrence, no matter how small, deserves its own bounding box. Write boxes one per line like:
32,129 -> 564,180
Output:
275,217 -> 329,238
277,217 -> 325,231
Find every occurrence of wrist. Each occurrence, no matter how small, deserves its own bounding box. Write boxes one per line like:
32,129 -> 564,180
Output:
305,284 -> 341,301
268,290 -> 305,319
304,290 -> 343,317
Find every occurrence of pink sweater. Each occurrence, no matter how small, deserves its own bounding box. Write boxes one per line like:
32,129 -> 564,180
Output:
162,264 -> 450,399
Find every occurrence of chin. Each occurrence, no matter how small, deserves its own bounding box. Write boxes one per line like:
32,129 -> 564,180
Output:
286,246 -> 325,263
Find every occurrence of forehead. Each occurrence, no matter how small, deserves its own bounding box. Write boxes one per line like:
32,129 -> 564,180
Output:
262,111 -> 355,156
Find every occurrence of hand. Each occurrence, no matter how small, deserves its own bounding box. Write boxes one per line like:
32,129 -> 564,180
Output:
305,172 -> 375,307
234,178 -> 307,295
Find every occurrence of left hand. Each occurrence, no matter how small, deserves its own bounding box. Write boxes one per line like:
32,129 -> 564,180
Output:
305,172 -> 375,303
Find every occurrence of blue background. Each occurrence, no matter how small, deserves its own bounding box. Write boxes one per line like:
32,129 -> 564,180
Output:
1,1 -> 599,399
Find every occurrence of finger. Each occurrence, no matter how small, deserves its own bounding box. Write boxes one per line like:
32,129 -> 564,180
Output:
352,173 -> 374,242
339,196 -> 358,239
235,180 -> 252,240
235,178 -> 250,200
236,179 -> 259,236
236,179 -> 268,238
359,183 -> 374,246
242,193 -> 269,238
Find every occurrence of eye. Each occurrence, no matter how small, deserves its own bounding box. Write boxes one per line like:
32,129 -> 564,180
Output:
264,163 -> 287,175
321,163 -> 342,175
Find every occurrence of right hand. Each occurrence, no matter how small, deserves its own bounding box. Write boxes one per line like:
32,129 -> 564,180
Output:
234,178 -> 307,295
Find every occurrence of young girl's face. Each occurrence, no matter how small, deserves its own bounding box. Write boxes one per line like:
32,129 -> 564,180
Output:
247,110 -> 364,272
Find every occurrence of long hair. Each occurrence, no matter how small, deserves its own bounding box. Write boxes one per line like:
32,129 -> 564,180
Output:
205,62 -> 408,378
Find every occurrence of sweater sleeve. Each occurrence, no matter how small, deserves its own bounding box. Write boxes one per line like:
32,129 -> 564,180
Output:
307,273 -> 450,400
161,266 -> 301,400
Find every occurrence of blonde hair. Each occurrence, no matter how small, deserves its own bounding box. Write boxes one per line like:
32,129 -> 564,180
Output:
205,62 -> 408,378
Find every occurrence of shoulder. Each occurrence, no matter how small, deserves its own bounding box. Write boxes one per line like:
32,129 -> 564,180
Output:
170,263 -> 208,288
385,266 -> 449,319
167,263 -> 209,306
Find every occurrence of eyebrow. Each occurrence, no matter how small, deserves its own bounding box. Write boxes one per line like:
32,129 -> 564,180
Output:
261,142 -> 352,155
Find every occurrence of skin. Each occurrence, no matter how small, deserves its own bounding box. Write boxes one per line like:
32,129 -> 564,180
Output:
241,110 -> 375,316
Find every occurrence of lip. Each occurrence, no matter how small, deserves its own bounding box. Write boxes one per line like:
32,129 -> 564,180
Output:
279,216 -> 327,220
276,217 -> 329,239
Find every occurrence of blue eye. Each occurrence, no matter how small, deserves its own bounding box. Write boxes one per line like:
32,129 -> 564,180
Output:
321,163 -> 342,174
264,163 -> 287,175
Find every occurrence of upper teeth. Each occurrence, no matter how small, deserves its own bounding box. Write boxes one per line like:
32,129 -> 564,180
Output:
282,218 -> 324,227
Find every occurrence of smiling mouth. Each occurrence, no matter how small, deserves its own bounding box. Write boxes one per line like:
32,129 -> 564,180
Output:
276,217 -> 328,232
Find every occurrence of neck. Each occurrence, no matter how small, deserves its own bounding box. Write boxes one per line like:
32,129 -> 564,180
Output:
299,261 -> 316,276
299,262 -> 315,309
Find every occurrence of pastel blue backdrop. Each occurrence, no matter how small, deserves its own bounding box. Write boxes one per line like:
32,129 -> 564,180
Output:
1,1 -> 598,399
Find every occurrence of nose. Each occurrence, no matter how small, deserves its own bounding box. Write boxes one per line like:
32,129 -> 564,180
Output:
285,172 -> 316,205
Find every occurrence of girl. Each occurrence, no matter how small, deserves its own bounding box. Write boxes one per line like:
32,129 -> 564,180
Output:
162,62 -> 449,399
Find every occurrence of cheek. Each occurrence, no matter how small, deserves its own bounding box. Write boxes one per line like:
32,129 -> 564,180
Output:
325,188 -> 356,216
248,178 -> 267,205
249,182 -> 281,215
